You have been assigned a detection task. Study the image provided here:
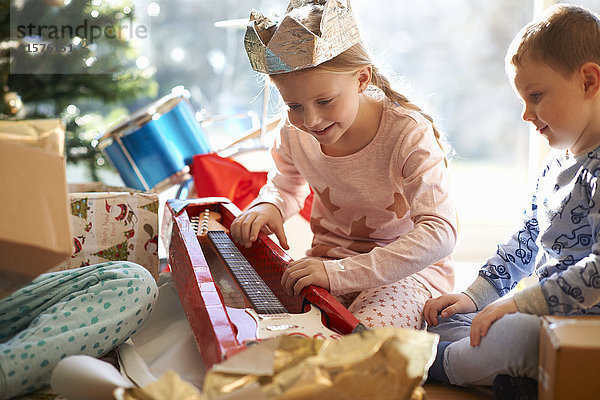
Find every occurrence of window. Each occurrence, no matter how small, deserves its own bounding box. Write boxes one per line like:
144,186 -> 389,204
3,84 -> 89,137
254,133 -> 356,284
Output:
80,1 -> 584,288
349,1 -> 533,277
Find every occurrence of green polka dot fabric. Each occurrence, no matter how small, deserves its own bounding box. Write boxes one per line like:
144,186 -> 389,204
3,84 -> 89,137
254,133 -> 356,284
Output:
0,262 -> 157,399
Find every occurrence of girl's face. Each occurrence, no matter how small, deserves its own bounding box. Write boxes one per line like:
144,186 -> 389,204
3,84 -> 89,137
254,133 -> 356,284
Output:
271,67 -> 370,153
511,57 -> 598,154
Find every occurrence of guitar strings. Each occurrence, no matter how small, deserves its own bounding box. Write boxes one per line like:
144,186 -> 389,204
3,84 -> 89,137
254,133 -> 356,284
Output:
189,213 -> 288,315
209,231 -> 287,315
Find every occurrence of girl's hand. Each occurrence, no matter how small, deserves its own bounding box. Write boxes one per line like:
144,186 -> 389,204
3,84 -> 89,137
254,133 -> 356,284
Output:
281,258 -> 330,296
423,293 -> 477,327
469,297 -> 518,346
230,203 -> 289,250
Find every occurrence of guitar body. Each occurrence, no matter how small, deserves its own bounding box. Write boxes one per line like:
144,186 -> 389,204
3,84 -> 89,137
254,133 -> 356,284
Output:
194,210 -> 342,344
226,304 -> 342,344
165,198 -> 363,369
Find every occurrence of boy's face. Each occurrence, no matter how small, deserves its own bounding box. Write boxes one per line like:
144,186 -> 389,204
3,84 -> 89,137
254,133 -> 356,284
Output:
511,58 -> 595,154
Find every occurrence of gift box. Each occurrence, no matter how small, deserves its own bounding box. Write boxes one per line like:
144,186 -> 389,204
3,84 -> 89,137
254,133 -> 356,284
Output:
538,315 -> 600,400
50,183 -> 159,279
0,140 -> 72,299
0,119 -> 65,156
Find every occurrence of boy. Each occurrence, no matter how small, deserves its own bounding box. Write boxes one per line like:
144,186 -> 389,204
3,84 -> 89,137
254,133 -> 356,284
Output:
424,4 -> 600,398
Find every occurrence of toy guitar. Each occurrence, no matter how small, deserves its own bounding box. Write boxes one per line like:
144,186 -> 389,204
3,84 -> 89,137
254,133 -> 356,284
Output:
194,209 -> 341,343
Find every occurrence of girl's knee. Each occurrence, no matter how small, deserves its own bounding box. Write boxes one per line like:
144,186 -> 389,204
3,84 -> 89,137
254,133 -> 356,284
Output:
121,262 -> 156,285
95,263 -> 158,339
118,263 -> 157,300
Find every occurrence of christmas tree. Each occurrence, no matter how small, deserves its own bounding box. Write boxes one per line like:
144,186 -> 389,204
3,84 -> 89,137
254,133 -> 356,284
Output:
0,0 -> 157,181
93,240 -> 129,261
70,196 -> 90,219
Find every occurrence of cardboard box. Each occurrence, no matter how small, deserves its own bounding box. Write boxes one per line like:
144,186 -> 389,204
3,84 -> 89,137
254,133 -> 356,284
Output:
0,140 -> 72,299
0,119 -> 65,156
50,183 -> 159,280
538,315 -> 600,399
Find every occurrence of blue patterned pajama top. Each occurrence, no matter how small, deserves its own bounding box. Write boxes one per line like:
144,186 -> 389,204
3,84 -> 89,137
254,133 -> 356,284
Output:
465,145 -> 600,316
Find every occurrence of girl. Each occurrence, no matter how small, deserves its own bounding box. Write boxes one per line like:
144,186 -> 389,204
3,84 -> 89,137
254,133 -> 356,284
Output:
231,0 -> 457,329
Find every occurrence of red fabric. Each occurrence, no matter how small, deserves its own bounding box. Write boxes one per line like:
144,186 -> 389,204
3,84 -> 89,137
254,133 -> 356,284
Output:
192,152 -> 313,220
300,189 -> 313,221
192,153 -> 268,211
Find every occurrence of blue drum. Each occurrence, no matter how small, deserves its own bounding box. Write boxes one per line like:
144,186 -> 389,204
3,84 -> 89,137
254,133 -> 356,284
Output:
98,88 -> 212,191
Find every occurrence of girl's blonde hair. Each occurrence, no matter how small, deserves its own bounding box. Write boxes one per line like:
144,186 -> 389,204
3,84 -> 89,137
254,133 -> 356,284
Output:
273,4 -> 448,162
506,4 -> 600,78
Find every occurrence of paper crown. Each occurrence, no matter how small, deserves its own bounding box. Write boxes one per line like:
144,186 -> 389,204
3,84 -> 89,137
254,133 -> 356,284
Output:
244,0 -> 361,74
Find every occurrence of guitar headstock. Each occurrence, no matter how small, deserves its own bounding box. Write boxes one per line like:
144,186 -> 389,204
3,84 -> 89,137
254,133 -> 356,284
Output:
198,208 -> 229,236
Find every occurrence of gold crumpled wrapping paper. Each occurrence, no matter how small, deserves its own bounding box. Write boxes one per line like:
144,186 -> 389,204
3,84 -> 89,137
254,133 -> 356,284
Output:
115,370 -> 206,400
203,327 -> 438,400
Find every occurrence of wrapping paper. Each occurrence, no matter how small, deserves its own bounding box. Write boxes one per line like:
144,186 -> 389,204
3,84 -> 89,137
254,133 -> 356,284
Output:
117,371 -> 205,400
51,187 -> 159,279
203,328 -> 437,400
192,153 -> 267,211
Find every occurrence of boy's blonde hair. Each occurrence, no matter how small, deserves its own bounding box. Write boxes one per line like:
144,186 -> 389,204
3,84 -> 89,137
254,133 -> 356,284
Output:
506,4 -> 600,78
278,4 -> 448,160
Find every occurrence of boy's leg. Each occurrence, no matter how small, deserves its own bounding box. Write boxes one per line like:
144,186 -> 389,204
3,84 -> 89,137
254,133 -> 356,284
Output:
436,313 -> 541,386
0,261 -> 158,399
347,276 -> 431,329
427,312 -> 477,341
426,312 -> 477,383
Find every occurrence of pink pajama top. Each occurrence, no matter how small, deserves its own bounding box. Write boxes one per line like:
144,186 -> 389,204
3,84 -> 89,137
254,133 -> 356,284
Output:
253,98 -> 458,297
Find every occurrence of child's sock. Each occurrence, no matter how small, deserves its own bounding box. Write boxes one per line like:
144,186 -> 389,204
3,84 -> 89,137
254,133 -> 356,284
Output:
426,340 -> 451,384
492,374 -> 537,400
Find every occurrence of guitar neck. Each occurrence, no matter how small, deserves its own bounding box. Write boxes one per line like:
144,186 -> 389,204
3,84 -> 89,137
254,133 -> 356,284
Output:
206,230 -> 288,315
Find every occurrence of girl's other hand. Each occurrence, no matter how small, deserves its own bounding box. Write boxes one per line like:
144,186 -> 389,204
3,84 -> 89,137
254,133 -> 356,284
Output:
423,293 -> 477,327
230,203 -> 289,250
281,258 -> 330,296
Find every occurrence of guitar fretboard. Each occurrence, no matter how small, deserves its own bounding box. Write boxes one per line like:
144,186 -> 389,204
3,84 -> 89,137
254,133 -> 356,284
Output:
207,230 -> 288,315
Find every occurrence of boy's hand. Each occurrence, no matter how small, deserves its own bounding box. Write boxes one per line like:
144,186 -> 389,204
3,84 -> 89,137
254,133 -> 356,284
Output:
469,297 -> 518,346
281,258 -> 330,296
230,203 -> 289,250
423,293 -> 477,327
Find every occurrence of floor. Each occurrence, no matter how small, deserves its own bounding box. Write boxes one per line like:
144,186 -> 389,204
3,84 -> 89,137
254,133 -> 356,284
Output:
424,383 -> 494,399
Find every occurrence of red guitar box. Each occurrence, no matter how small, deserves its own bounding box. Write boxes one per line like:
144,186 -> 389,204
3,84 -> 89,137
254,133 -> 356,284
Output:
162,197 -> 363,370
